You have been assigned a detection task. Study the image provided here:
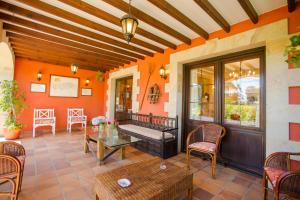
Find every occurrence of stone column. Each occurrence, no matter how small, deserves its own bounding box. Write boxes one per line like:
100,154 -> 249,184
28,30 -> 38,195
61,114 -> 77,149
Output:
0,21 -> 15,135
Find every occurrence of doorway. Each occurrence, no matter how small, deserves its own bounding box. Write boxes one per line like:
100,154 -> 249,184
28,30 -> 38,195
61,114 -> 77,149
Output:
115,76 -> 133,121
183,47 -> 265,175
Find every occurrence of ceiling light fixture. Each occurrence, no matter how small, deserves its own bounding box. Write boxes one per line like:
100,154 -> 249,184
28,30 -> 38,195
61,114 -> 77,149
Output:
120,0 -> 139,44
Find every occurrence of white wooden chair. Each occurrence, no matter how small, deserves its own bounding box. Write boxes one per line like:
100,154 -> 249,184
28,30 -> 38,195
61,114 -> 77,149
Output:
67,108 -> 87,133
33,109 -> 56,138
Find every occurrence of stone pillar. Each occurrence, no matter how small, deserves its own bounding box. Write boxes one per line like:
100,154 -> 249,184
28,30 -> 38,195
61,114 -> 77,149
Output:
0,21 -> 15,135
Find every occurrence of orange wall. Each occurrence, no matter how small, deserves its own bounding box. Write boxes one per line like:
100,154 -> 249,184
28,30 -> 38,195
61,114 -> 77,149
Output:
104,5 -> 300,117
14,58 -> 106,132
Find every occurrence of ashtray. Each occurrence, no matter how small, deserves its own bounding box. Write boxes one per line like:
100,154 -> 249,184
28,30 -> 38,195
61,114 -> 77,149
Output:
117,178 -> 131,188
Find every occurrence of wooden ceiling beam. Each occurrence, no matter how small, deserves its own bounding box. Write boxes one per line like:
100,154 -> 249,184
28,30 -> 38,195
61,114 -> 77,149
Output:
58,0 -> 177,49
10,40 -> 125,66
13,48 -> 117,69
11,44 -> 120,67
148,0 -> 209,39
193,0 -> 230,33
237,0 -> 258,24
287,0 -> 296,12
0,1 -> 154,56
0,12 -> 144,60
12,0 -> 164,53
3,23 -> 137,63
8,35 -> 129,65
102,0 -> 191,45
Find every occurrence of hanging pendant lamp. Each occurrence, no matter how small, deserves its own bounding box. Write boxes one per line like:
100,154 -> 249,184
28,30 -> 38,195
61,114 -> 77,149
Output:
120,0 -> 138,44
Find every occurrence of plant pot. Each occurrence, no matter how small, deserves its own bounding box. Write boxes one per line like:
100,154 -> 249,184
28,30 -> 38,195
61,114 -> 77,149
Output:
3,128 -> 21,140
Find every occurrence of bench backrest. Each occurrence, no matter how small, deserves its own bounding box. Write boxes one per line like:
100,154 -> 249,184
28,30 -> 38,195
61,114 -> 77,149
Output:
129,113 -> 177,131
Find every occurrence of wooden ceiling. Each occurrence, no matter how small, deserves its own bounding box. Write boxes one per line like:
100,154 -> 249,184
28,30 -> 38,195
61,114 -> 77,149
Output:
0,0 -> 296,71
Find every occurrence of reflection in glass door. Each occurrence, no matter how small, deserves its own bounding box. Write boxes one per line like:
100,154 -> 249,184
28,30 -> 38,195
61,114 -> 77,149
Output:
189,66 -> 215,122
115,76 -> 133,120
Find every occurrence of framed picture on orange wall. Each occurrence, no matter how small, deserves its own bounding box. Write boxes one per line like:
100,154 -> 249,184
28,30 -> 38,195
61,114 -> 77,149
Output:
30,83 -> 46,93
49,75 -> 79,97
81,88 -> 92,96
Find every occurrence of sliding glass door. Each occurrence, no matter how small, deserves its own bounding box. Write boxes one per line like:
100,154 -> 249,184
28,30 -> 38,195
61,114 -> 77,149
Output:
183,47 -> 265,175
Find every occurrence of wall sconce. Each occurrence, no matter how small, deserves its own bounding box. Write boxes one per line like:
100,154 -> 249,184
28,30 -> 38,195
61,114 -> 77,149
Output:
70,64 -> 78,75
159,65 -> 167,79
37,71 -> 42,81
85,79 -> 90,86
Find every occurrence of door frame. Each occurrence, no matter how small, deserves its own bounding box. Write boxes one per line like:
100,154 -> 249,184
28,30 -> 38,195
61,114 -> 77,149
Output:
182,47 -> 266,175
114,76 -> 133,117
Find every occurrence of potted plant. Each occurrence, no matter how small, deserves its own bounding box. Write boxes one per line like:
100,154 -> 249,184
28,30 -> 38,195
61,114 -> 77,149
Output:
0,80 -> 26,139
96,71 -> 105,82
284,33 -> 300,68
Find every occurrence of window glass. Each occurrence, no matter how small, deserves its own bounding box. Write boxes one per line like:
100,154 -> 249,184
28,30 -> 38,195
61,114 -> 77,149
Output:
189,66 -> 215,121
224,58 -> 260,127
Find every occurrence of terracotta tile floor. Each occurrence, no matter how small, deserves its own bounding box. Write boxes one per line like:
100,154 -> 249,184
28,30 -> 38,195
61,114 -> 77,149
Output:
0,130 -> 272,200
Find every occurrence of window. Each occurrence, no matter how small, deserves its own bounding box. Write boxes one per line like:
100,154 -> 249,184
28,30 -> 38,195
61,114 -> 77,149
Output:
185,48 -> 264,129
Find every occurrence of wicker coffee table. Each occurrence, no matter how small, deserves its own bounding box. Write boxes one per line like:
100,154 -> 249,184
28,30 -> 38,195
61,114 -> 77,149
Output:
94,158 -> 193,200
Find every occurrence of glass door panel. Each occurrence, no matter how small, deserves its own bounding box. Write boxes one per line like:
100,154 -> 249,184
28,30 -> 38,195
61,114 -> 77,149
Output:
115,76 -> 133,114
224,58 -> 260,128
189,66 -> 215,122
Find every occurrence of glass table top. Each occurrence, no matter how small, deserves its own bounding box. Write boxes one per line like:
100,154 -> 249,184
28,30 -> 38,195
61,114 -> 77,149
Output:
86,126 -> 140,148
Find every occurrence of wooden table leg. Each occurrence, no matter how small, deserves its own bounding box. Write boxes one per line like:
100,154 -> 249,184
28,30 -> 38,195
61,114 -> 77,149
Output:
97,141 -> 104,165
94,192 -> 99,200
187,186 -> 193,200
84,134 -> 90,153
121,146 -> 125,160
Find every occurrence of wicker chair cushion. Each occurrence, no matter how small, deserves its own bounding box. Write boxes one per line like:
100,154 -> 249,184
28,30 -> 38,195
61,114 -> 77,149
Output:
35,119 -> 54,124
118,124 -> 174,140
265,167 -> 287,186
189,142 -> 216,153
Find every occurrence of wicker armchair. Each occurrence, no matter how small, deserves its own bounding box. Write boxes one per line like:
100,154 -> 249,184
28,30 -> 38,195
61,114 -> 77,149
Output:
0,155 -> 21,200
263,152 -> 300,200
186,124 -> 226,178
0,142 -> 26,194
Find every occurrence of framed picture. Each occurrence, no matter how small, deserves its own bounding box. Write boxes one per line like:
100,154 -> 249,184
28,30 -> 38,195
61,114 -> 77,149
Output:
81,88 -> 92,96
49,75 -> 79,97
30,83 -> 46,93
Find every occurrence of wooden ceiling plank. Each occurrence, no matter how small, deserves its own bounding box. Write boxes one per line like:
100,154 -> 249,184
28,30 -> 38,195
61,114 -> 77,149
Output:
237,0 -> 258,24
12,0 -> 164,53
148,0 -> 209,39
10,41 -> 125,66
14,50 -> 114,71
287,0 -> 296,12
8,35 -> 129,65
15,53 -> 111,71
0,1 -> 154,56
193,0 -> 230,33
0,12 -> 144,59
12,44 -> 120,67
102,0 -> 191,45
13,48 -> 117,69
58,0 -> 177,49
3,23 -> 137,62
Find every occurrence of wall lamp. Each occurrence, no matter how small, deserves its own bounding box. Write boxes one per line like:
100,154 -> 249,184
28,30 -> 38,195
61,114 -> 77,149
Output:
85,79 -> 90,86
37,71 -> 42,81
159,65 -> 167,79
70,64 -> 78,75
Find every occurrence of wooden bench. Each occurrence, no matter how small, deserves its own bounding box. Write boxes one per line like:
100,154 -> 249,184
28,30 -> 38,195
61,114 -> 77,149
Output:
117,112 -> 178,159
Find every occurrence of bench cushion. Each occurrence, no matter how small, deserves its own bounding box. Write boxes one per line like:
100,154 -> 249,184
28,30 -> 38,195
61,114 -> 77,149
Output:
118,124 -> 174,140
